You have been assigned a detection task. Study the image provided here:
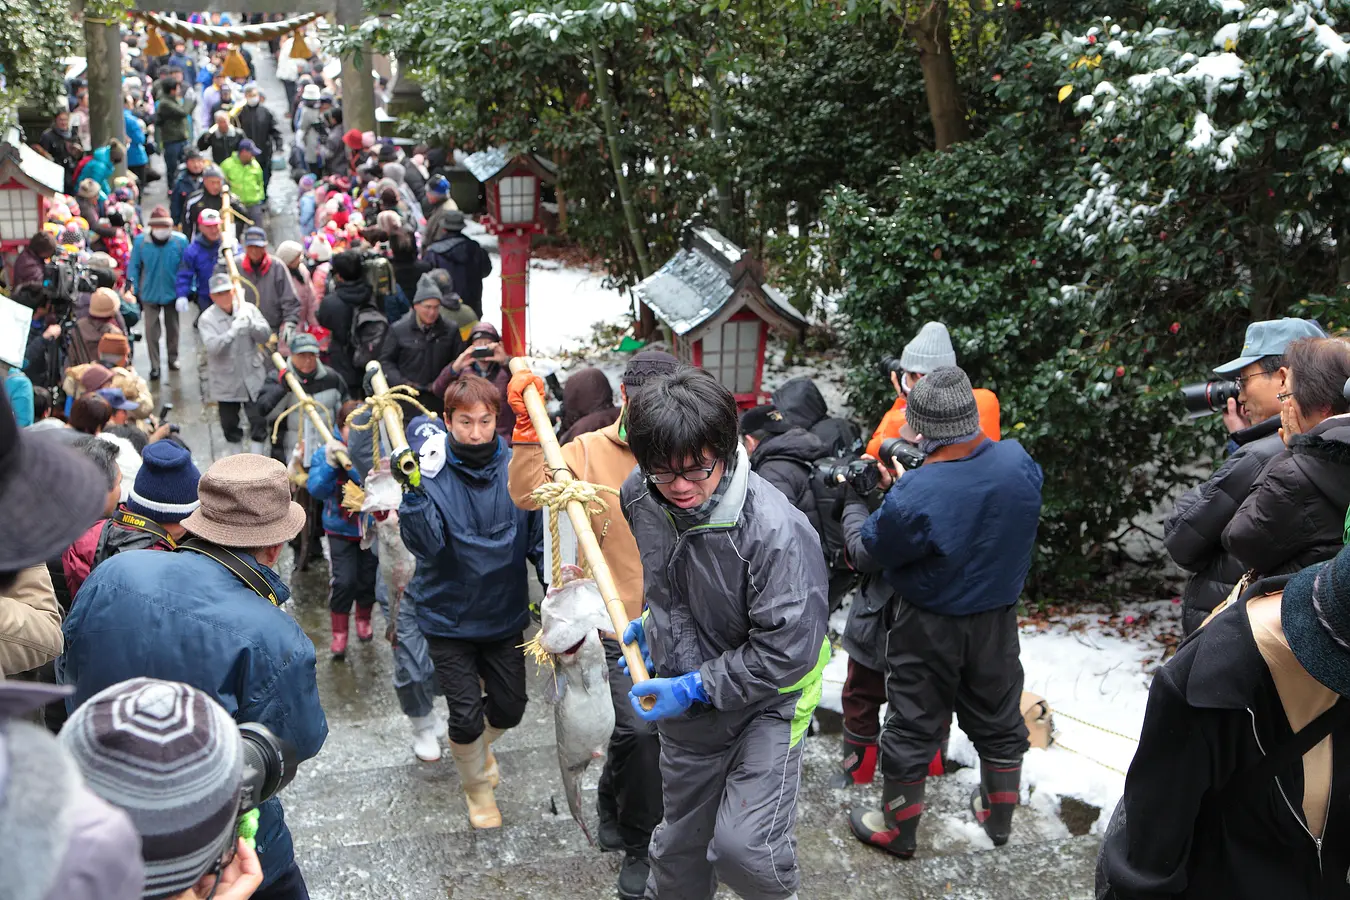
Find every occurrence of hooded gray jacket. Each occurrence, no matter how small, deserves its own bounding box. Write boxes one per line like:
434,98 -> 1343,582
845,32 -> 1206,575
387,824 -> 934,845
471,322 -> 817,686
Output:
620,445 -> 830,714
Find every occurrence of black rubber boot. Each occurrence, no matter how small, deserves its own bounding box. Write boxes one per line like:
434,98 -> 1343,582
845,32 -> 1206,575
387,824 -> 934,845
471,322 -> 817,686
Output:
616,853 -> 649,900
829,728 -> 879,788
596,814 -> 623,853
971,757 -> 1021,847
848,778 -> 925,859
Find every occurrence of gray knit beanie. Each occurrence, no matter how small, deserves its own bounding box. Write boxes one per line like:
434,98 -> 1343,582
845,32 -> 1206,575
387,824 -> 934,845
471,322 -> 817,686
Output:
61,678 -> 244,900
622,349 -> 681,390
899,322 -> 957,374
906,366 -> 980,446
413,273 -> 442,305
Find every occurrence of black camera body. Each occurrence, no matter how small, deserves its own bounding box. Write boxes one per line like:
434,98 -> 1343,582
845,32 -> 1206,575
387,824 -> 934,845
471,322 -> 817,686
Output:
881,356 -> 905,378
360,251 -> 394,300
815,457 -> 882,495
1180,379 -> 1240,419
41,253 -> 99,314
237,722 -> 298,814
878,437 -> 927,471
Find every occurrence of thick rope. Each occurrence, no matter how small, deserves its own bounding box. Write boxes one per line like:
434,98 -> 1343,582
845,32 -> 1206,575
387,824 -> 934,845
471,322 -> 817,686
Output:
529,480 -> 619,586
127,10 -> 321,44
346,384 -> 435,473
270,395 -> 333,445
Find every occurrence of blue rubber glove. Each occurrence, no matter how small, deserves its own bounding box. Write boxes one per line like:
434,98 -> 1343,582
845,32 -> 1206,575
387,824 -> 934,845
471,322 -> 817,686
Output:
629,671 -> 709,722
618,616 -> 654,676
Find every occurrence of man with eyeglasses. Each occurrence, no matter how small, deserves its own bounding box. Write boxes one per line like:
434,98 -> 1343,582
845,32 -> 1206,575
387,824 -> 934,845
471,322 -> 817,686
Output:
619,366 -> 829,900
1164,317 -> 1327,634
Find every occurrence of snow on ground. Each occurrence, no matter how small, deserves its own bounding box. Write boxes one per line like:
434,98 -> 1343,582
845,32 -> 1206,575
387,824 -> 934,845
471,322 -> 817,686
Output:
821,597 -> 1180,831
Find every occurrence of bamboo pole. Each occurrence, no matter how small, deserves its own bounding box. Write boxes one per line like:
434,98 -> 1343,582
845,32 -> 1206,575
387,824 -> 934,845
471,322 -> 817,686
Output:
270,350 -> 360,483
365,361 -> 420,481
509,358 -> 654,699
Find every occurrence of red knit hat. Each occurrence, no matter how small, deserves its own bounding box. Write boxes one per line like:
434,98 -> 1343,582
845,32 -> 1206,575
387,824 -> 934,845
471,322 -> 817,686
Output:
342,128 -> 364,151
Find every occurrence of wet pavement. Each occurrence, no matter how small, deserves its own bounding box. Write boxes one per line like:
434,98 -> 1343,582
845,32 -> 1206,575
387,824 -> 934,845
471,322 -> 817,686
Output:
130,46 -> 1098,900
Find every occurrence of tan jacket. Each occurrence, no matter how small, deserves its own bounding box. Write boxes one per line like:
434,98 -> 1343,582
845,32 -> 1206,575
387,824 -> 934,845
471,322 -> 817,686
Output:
508,421 -> 644,621
0,565 -> 63,677
62,363 -> 154,423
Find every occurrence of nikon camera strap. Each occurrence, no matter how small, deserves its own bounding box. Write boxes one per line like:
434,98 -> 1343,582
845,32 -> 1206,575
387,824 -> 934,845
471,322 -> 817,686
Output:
175,538 -> 282,606
112,509 -> 177,547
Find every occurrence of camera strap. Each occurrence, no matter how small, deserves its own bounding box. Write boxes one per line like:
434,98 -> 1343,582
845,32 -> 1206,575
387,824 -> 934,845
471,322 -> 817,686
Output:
176,538 -> 281,606
111,508 -> 177,548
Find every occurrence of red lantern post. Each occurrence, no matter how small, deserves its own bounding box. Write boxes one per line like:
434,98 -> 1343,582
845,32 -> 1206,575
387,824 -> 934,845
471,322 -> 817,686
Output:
463,150 -> 553,357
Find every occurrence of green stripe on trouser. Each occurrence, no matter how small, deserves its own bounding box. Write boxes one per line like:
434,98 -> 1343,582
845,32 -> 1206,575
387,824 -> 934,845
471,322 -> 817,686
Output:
779,638 -> 832,748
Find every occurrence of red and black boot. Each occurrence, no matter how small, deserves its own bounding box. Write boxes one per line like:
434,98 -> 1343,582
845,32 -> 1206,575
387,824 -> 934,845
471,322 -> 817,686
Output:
330,612 -> 350,658
848,778 -> 925,859
928,721 -> 952,777
830,729 -> 879,788
971,757 -> 1021,846
354,604 -> 374,642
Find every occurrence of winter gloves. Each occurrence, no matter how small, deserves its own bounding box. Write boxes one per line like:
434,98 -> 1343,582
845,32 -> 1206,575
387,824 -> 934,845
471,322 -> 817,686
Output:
619,615 -> 654,676
630,671 -> 708,722
507,370 -> 546,444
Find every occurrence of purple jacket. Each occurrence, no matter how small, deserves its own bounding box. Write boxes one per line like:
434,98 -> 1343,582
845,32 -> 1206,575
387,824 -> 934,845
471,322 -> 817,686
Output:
174,233 -> 221,308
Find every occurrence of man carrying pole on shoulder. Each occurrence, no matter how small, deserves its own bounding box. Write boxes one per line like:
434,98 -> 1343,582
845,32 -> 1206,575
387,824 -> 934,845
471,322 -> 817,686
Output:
507,350 -> 680,900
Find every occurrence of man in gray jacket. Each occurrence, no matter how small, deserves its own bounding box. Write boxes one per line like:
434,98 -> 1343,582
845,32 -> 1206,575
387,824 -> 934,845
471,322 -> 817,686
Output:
621,367 -> 829,900
199,272 -> 273,455
1164,317 -> 1327,633
237,226 -> 301,344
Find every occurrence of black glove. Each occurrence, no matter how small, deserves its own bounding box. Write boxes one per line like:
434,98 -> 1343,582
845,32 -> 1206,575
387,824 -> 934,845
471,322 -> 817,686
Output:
361,367 -> 378,398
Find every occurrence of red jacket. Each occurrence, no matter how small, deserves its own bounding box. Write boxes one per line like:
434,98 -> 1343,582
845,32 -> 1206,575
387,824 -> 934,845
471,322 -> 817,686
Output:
61,520 -> 105,601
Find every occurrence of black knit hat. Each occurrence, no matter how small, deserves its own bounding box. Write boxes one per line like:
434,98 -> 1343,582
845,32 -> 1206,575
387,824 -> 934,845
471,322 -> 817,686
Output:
905,365 -> 981,443
1284,545 -> 1350,697
622,349 -> 680,390
739,404 -> 790,438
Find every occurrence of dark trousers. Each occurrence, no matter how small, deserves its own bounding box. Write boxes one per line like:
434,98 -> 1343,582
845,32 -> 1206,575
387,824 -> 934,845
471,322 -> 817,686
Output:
597,637 -> 663,857
879,602 -> 1029,783
218,399 -> 269,444
141,302 -> 179,370
841,658 -> 887,739
163,139 -> 187,186
260,151 -> 274,192
327,537 -> 376,614
252,862 -> 309,900
425,633 -> 527,745
282,79 -> 297,114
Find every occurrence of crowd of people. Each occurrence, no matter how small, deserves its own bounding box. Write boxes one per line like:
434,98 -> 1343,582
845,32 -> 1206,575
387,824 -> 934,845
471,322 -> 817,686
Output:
6,12 -> 1350,900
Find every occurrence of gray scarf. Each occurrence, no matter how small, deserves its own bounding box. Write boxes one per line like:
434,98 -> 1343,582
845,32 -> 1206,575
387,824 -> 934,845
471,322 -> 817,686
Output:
654,456 -> 736,532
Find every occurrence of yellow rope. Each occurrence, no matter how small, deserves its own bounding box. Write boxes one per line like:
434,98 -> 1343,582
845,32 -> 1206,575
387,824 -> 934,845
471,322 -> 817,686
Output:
346,384 -> 435,473
1054,739 -> 1129,776
529,480 -> 619,585
1052,709 -> 1140,744
270,396 -> 333,445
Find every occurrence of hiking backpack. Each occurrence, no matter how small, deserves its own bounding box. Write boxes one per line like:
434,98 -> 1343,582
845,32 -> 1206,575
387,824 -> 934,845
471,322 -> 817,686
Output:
349,303 -> 389,371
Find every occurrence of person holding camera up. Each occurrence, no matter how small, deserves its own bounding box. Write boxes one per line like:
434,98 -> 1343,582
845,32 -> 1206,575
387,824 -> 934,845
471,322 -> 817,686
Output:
431,321 -> 510,436
1165,318 -> 1328,635
738,403 -> 827,532
849,366 -> 1042,859
61,454 -> 328,900
61,678 -> 266,900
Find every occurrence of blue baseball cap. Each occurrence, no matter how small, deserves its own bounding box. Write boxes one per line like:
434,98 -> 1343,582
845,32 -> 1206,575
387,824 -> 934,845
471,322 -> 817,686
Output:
96,387 -> 139,411
1213,317 -> 1328,375
427,175 -> 449,197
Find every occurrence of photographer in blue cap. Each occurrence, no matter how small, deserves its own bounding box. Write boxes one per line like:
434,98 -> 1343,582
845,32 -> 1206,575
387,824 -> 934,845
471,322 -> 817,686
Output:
1164,317 -> 1327,635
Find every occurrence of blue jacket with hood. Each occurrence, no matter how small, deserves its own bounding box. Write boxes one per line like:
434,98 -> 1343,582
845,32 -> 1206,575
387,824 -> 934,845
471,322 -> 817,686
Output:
175,232 -> 222,306
398,416 -> 543,641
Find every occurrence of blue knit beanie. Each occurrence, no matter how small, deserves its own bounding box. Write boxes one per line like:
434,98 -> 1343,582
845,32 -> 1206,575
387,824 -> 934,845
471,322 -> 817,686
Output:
427,175 -> 450,197
125,442 -> 201,524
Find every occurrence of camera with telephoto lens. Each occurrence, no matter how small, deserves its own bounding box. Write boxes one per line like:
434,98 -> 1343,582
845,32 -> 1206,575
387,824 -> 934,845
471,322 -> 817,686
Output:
877,437 -> 927,471
814,457 -> 882,495
359,251 -> 394,301
1180,379 -> 1241,419
237,722 -> 298,813
880,356 -> 906,378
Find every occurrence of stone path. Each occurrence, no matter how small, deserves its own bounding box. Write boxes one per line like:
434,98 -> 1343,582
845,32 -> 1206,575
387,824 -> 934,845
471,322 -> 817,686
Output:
132,45 -> 1099,900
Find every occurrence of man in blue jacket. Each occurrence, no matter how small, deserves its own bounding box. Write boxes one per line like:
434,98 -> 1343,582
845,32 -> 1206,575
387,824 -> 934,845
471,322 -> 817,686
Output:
175,208 -> 224,312
851,366 -> 1043,860
60,454 -> 328,900
127,205 -> 187,380
397,376 -> 542,829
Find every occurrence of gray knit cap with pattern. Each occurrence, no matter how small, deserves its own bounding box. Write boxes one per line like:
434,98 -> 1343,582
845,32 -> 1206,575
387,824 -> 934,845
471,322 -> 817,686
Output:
899,321 -> 957,374
60,678 -> 244,900
905,365 -> 981,445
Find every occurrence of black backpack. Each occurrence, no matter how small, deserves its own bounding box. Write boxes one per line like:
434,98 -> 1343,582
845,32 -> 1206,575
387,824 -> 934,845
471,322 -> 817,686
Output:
805,460 -> 852,573
349,302 -> 389,371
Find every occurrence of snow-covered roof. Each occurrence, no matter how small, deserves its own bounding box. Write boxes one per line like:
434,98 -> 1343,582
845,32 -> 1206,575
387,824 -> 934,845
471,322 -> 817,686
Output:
462,147 -> 558,184
0,129 -> 63,196
632,219 -> 807,339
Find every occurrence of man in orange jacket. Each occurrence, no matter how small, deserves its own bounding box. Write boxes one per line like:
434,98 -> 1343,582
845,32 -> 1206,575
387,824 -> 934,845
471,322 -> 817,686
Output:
865,321 -> 1001,460
839,321 -> 1002,790
506,350 -> 680,900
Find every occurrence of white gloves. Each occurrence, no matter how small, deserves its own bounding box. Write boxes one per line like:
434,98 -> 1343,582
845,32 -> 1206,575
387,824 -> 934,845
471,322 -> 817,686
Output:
324,439 -> 347,468
175,296 -> 189,312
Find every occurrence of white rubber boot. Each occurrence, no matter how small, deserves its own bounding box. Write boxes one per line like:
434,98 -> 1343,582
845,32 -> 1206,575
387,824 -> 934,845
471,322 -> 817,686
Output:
482,723 -> 507,788
449,737 -> 501,828
410,715 -> 441,762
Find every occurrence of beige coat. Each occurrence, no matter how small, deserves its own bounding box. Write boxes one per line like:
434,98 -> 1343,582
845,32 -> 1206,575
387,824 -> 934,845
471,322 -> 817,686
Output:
508,421 -> 644,622
0,565 -> 63,676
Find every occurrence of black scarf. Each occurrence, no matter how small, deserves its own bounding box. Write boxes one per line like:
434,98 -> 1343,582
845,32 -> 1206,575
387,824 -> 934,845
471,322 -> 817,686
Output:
450,437 -> 498,469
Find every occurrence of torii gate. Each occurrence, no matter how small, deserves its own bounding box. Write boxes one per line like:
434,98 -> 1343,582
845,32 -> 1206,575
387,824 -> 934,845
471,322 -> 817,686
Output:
75,0 -> 375,159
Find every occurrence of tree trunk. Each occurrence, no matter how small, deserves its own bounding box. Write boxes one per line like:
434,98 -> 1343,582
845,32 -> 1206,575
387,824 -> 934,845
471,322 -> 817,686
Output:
78,0 -> 127,159
590,39 -> 653,281
906,0 -> 969,151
